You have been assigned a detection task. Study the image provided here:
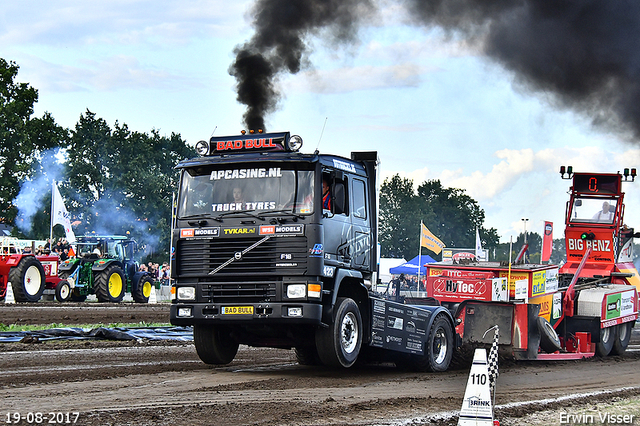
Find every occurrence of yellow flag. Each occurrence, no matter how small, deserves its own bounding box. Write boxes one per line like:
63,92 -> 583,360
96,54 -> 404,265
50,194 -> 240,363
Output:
420,223 -> 445,254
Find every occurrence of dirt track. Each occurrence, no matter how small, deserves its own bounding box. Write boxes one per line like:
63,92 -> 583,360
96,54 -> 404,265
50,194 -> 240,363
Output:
1,302 -> 639,425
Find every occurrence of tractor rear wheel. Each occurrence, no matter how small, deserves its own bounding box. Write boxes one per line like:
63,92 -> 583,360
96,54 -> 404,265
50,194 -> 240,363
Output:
95,265 -> 126,302
10,257 -> 46,302
132,274 -> 154,303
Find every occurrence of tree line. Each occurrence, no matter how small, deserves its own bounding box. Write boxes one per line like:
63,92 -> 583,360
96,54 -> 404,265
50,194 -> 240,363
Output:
0,59 -> 195,261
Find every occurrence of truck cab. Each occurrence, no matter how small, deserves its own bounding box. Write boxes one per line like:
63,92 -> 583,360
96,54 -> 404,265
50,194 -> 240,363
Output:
170,132 -> 380,367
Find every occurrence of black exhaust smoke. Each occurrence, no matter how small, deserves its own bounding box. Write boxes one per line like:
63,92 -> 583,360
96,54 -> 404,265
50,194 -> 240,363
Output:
233,0 -> 640,139
404,0 -> 640,139
229,0 -> 376,131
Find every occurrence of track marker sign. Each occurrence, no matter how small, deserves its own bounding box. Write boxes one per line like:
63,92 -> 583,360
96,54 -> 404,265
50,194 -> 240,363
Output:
458,349 -> 494,425
4,281 -> 15,304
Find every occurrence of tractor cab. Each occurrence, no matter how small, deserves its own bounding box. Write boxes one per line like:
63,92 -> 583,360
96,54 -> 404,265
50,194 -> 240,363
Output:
560,167 -> 637,278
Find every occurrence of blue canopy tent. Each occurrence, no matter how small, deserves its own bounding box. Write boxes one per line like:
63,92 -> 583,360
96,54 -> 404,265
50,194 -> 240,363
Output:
388,255 -> 436,276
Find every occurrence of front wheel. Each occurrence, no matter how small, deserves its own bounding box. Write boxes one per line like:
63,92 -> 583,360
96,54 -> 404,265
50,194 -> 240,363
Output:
408,314 -> 454,372
55,280 -> 71,302
95,265 -> 126,302
596,326 -> 615,357
10,257 -> 46,302
193,324 -> 239,365
611,322 -> 634,355
315,297 -> 363,368
132,274 -> 154,303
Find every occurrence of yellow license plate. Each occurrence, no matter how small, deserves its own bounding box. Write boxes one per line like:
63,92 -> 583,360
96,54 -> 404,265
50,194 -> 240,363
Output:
221,306 -> 254,315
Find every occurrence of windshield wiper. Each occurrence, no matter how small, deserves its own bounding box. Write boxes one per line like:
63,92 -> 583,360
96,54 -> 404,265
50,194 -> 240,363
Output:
212,210 -> 266,221
264,209 -> 306,220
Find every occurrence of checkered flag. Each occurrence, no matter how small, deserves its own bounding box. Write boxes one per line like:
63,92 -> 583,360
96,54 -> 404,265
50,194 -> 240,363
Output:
486,325 -> 499,395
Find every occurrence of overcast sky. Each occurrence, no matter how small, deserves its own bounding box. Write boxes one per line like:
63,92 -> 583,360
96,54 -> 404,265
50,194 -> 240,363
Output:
3,0 -> 640,245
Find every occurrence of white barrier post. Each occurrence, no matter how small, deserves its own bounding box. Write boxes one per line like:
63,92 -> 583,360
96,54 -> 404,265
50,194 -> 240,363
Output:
458,349 -> 494,425
4,282 -> 15,304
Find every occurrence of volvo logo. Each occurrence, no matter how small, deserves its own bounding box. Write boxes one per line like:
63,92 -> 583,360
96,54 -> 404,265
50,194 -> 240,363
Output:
234,252 -> 242,260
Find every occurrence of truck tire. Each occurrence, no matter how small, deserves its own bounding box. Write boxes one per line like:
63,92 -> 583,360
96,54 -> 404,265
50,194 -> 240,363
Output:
95,265 -> 126,302
537,316 -> 562,354
294,345 -> 322,366
315,297 -> 362,368
596,326 -> 615,357
408,314 -> 454,372
55,279 -> 71,302
10,257 -> 46,302
611,322 -> 633,355
193,324 -> 239,365
132,274 -> 154,303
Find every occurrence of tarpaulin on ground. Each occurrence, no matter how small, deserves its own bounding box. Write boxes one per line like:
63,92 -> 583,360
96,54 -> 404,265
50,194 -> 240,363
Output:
0,326 -> 194,343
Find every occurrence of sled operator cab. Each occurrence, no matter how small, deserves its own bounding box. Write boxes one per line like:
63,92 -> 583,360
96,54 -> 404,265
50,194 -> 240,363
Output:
560,167 -> 639,281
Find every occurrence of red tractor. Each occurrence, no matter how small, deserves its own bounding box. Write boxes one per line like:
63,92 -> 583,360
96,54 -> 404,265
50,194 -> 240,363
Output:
0,238 -> 61,303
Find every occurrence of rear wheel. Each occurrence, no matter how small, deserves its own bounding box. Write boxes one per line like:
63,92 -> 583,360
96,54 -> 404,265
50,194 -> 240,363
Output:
611,322 -> 634,355
193,324 -> 239,365
596,326 -> 615,357
10,257 -> 46,302
537,316 -> 562,353
132,274 -> 154,303
316,297 -> 362,368
95,265 -> 126,302
408,314 -> 454,372
55,279 -> 71,302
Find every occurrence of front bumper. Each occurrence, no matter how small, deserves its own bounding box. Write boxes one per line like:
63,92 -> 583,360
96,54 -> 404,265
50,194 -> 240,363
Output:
170,302 -> 323,326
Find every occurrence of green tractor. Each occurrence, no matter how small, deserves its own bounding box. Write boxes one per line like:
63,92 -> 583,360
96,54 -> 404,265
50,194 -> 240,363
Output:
57,235 -> 156,303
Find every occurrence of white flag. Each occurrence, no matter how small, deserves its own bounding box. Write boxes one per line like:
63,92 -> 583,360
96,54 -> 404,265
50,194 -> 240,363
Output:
475,227 -> 485,261
52,182 -> 76,243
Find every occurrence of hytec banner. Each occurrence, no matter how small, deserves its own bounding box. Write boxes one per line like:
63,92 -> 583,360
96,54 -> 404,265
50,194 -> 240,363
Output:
420,223 -> 445,255
541,221 -> 553,262
51,182 -> 76,244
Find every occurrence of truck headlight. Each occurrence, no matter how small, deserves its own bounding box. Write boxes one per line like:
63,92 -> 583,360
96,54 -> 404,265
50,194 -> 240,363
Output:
177,307 -> 192,317
286,284 -> 306,299
177,286 -> 196,300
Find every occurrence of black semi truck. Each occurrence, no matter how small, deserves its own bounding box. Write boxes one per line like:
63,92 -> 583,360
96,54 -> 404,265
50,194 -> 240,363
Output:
169,131 -> 454,370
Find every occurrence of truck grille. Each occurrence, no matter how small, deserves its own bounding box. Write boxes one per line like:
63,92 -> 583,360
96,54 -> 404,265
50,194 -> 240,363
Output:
200,280 -> 277,304
177,236 -> 308,277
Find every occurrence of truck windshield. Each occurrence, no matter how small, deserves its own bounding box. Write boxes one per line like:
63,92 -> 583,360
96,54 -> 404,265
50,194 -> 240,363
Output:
179,166 -> 315,218
570,197 -> 617,224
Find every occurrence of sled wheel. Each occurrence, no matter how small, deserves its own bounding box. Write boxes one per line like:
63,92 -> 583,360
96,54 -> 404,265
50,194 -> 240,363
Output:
316,297 -> 362,368
9,257 -> 46,302
611,322 -> 633,355
537,316 -> 562,353
55,279 -> 72,302
132,274 -> 154,303
193,324 -> 239,365
95,265 -> 125,302
596,325 -> 615,357
409,314 -> 454,372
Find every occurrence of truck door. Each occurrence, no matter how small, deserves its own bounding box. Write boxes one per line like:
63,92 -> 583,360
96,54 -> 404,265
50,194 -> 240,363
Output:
322,171 -> 352,267
351,177 -> 370,269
